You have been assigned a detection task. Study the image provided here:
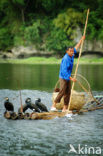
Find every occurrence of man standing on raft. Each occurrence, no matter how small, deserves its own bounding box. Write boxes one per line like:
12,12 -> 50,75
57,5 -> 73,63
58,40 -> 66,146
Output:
51,36 -> 85,112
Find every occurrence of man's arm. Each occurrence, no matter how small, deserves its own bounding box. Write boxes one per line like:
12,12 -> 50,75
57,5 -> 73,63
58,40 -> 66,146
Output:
74,36 -> 85,51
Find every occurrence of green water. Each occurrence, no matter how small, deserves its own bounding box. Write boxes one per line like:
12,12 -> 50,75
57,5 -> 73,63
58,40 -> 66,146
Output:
0,63 -> 103,156
0,63 -> 103,91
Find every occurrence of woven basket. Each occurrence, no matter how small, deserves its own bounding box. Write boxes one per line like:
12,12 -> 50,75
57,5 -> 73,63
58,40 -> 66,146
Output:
52,90 -> 85,110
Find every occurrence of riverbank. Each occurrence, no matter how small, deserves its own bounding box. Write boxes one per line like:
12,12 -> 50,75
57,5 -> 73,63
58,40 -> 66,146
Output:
0,57 -> 103,64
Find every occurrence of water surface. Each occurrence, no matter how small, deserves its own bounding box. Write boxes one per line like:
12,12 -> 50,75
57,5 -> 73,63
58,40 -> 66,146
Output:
0,63 -> 103,91
0,63 -> 103,156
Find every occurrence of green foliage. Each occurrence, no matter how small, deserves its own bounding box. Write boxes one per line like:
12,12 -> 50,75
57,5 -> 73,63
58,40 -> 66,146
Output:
14,35 -> 25,46
46,27 -> 74,54
24,20 -> 41,45
0,28 -> 13,50
54,8 -> 83,39
41,0 -> 56,12
86,10 -> 103,40
98,27 -> 103,41
12,0 -> 25,6
0,0 -> 103,54
87,24 -> 96,40
13,25 -> 25,46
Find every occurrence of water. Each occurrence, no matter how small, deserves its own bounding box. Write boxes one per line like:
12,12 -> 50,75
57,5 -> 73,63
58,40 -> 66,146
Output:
0,64 -> 103,91
0,63 -> 103,156
0,64 -> 60,91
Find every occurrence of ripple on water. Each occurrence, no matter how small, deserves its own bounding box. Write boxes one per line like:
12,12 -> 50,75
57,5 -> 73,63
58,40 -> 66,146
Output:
0,89 -> 103,156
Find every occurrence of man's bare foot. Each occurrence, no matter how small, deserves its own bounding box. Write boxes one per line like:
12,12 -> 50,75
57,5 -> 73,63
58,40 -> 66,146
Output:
62,104 -> 68,111
62,109 -> 68,112
62,109 -> 72,113
62,105 -> 72,113
62,109 -> 72,114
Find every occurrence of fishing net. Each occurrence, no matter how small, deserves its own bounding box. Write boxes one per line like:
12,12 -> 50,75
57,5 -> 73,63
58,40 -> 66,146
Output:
52,74 -> 99,110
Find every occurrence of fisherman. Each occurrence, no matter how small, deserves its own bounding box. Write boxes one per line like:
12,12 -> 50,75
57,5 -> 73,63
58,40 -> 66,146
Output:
4,97 -> 14,113
51,36 -> 85,112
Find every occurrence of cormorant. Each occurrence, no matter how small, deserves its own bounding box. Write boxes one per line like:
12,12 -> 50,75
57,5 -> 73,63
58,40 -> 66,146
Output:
26,98 -> 40,112
4,97 -> 14,112
18,98 -> 40,113
35,98 -> 48,112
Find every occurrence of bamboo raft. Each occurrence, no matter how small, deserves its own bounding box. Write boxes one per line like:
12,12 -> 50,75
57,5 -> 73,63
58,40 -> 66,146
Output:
4,96 -> 103,120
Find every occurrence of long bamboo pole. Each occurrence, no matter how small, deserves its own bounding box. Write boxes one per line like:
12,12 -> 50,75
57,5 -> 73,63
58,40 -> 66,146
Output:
20,90 -> 23,113
17,80 -> 23,113
68,9 -> 90,111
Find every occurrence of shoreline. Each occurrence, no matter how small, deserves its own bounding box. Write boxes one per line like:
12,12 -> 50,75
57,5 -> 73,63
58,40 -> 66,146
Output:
0,57 -> 103,65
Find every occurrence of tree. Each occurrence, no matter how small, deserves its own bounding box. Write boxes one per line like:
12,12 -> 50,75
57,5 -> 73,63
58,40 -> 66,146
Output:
54,8 -> 83,40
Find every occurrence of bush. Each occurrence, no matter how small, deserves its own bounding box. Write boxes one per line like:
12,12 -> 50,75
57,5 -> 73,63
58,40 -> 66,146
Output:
53,8 -> 83,39
46,27 -> 74,55
0,28 -> 13,50
24,20 -> 41,45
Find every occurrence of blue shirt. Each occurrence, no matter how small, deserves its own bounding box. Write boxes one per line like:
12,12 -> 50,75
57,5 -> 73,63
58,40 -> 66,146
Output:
59,48 -> 77,80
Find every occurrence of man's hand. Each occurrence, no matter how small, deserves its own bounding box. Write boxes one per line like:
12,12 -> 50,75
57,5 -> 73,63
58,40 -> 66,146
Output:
82,35 -> 85,40
70,77 -> 77,82
75,35 -> 86,50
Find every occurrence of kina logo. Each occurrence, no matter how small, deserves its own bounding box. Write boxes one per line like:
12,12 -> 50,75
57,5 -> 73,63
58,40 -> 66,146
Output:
68,144 -> 77,154
68,144 -> 101,155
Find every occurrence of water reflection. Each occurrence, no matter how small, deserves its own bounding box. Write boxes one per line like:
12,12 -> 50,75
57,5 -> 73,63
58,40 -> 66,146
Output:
77,64 -> 103,91
0,63 -> 103,91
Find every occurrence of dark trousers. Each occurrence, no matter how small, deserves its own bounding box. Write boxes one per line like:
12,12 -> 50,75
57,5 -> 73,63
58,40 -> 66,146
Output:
54,78 -> 71,106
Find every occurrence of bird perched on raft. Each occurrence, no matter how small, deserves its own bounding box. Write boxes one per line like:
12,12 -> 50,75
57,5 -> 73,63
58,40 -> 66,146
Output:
4,97 -> 14,112
18,97 -> 40,113
35,98 -> 48,112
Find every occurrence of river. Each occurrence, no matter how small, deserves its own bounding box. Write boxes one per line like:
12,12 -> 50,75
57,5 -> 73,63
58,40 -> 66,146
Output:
0,63 -> 103,156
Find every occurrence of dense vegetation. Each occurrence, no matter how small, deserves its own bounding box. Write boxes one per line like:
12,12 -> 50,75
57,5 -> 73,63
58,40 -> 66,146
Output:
0,0 -> 103,55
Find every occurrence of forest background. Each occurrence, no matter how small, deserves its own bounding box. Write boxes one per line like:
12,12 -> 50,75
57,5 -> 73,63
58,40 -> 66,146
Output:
0,0 -> 103,57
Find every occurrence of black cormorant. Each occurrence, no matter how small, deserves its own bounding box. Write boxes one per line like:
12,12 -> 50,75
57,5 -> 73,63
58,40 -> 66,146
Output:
35,98 -> 48,112
4,97 -> 14,112
25,98 -> 40,112
18,98 -> 40,113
